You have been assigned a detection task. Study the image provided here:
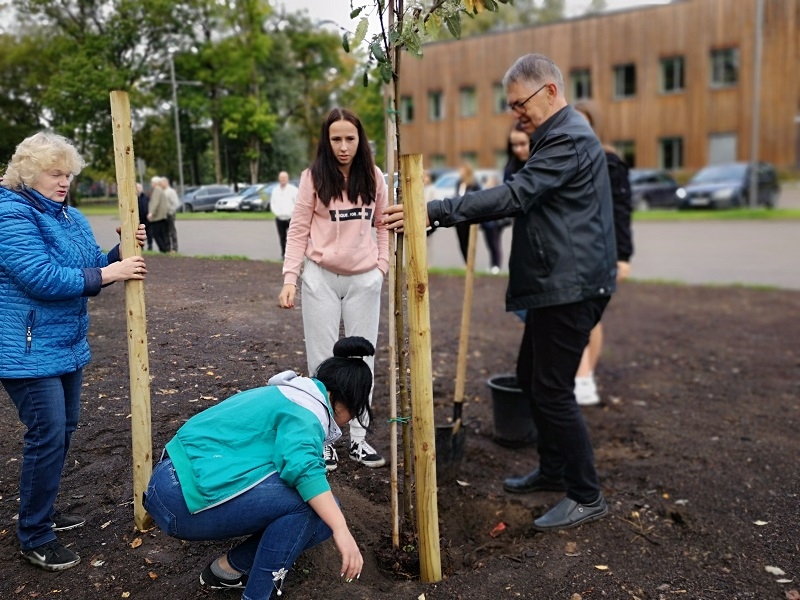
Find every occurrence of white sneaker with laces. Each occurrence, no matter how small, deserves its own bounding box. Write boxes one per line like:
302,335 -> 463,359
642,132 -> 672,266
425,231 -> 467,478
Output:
323,445 -> 339,472
575,375 -> 600,406
349,440 -> 386,468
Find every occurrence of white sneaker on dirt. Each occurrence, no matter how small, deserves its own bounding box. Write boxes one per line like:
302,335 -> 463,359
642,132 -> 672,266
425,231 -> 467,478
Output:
349,440 -> 386,468
323,445 -> 339,472
575,375 -> 600,406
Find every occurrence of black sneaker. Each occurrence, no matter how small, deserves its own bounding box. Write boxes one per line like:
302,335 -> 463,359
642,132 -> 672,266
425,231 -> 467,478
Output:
323,444 -> 339,472
349,440 -> 386,468
21,540 -> 81,571
52,512 -> 86,531
200,562 -> 248,589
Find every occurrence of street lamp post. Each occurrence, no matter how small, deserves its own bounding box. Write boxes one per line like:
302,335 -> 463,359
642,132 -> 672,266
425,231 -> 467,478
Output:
168,53 -> 186,203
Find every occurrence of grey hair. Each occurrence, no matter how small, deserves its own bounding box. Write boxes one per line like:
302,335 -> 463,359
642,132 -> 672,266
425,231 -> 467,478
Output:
503,54 -> 565,96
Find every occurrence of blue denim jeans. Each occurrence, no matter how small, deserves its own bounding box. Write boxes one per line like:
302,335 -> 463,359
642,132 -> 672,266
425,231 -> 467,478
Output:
145,458 -> 333,600
1,370 -> 83,551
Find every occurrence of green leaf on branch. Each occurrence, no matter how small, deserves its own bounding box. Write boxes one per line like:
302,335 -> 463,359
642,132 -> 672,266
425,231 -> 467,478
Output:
362,70 -> 369,87
354,17 -> 369,46
342,32 -> 350,53
444,14 -> 462,39
370,40 -> 386,62
379,61 -> 393,83
350,7 -> 363,19
483,0 -> 499,11
403,28 -> 422,57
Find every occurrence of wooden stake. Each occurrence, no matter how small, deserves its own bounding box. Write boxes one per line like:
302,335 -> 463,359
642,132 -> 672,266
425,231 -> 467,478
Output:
399,154 -> 442,583
109,91 -> 154,532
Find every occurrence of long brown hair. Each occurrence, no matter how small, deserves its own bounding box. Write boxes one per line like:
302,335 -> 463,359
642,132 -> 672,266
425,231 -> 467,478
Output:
310,108 -> 377,207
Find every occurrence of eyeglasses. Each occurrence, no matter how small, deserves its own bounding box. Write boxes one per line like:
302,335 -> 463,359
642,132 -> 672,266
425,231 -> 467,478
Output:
507,83 -> 549,114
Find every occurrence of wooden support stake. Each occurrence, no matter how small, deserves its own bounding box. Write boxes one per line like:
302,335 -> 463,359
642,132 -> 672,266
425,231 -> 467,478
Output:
399,154 -> 442,583
109,91 -> 154,532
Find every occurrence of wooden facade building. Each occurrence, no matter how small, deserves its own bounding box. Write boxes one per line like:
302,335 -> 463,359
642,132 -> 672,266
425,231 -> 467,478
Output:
396,0 -> 800,173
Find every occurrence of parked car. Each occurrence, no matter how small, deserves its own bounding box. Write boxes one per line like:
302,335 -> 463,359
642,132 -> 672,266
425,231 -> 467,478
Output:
181,184 -> 234,212
428,168 -> 501,201
676,162 -> 780,209
629,168 -> 680,210
215,184 -> 268,212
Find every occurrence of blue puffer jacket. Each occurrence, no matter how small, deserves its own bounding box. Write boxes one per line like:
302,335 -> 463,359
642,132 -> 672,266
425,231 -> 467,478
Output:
0,185 -> 120,378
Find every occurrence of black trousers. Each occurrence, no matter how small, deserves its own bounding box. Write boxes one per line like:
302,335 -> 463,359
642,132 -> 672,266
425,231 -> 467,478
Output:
151,220 -> 171,253
455,222 -> 471,263
275,218 -> 290,258
516,297 -> 610,503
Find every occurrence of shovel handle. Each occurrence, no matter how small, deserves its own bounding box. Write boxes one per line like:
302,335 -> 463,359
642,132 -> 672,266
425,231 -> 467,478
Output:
454,224 -> 478,406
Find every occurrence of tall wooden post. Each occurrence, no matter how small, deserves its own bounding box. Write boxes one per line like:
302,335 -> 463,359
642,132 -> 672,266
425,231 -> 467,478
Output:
109,91 -> 154,531
399,154 -> 442,583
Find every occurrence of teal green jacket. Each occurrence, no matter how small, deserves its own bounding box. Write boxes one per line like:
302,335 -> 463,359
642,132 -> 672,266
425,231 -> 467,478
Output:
165,371 -> 339,514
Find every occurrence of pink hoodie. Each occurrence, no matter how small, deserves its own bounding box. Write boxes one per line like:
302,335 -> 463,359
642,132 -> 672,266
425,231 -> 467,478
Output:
282,166 -> 389,286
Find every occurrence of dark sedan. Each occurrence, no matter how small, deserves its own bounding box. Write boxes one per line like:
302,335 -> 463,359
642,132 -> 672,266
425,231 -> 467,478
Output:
629,169 -> 680,210
676,162 -> 780,209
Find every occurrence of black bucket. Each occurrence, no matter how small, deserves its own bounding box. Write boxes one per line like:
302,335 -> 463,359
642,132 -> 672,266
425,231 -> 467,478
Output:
487,375 -> 537,448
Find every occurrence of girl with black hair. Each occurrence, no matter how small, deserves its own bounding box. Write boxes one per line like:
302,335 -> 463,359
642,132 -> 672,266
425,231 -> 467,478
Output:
278,108 -> 389,472
144,336 -> 375,599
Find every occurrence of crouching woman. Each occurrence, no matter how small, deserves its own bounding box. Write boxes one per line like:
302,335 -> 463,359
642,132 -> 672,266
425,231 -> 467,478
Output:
144,337 -> 373,599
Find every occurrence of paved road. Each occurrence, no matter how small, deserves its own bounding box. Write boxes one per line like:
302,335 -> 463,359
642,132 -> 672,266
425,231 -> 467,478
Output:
87,181 -> 800,291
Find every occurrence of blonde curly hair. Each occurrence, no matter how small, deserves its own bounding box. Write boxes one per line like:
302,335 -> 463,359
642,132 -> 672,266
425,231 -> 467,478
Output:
1,132 -> 86,189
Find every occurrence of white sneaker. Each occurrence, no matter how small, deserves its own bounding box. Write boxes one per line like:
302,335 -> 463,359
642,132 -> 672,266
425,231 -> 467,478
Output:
323,445 -> 339,472
490,266 -> 500,275
349,440 -> 386,468
575,376 -> 600,406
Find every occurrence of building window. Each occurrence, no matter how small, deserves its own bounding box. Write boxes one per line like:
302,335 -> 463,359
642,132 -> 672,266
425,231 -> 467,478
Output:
400,96 -> 414,123
660,56 -> 685,93
459,87 -> 477,117
710,48 -> 739,87
659,137 -> 683,170
613,64 -> 636,99
460,151 -> 478,167
570,69 -> 592,101
493,83 -> 506,113
428,91 -> 444,121
430,154 -> 447,168
613,140 -> 636,168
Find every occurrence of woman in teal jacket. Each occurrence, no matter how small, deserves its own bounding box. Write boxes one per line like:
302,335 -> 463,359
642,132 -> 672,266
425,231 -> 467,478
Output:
0,132 -> 147,572
144,337 -> 374,599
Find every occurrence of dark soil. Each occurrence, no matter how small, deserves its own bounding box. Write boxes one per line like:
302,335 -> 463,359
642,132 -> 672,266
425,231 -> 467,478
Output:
1,254 -> 798,600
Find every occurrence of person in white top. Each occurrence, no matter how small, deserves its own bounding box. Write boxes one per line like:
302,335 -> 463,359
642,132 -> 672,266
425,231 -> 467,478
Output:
270,171 -> 299,258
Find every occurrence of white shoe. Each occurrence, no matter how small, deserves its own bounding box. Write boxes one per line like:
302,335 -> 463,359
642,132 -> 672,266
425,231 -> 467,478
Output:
575,376 -> 600,406
349,440 -> 386,468
490,266 -> 500,275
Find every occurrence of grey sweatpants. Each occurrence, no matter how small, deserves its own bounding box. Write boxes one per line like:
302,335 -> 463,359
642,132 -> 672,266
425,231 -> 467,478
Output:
300,260 -> 383,443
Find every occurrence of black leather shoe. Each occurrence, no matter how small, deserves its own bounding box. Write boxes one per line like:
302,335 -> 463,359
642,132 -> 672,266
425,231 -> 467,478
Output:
532,495 -> 609,531
503,469 -> 566,494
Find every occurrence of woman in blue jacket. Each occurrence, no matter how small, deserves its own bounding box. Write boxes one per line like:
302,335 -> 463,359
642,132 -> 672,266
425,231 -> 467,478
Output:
144,336 -> 373,599
0,132 -> 147,571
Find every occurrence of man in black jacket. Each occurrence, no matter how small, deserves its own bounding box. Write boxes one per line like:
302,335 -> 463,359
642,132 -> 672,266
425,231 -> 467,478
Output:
383,53 -> 617,531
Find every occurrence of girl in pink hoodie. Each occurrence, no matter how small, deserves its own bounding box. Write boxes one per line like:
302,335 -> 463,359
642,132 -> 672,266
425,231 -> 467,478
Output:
279,108 -> 389,472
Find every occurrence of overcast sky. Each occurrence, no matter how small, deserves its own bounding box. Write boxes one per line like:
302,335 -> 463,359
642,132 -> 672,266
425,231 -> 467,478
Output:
280,0 -> 672,31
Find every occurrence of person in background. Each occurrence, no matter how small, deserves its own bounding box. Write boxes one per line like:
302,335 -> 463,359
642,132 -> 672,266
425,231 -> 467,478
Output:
0,131 -> 147,572
162,177 -> 180,253
279,108 -> 389,472
573,99 -> 633,406
505,120 -> 532,320
144,336 -> 371,598
383,53 -> 617,532
136,182 -> 152,251
147,176 -> 170,252
270,171 -> 299,258
454,163 -> 482,264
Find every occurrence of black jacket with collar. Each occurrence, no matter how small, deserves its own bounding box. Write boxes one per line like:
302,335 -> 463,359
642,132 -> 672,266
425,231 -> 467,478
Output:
428,105 -> 617,311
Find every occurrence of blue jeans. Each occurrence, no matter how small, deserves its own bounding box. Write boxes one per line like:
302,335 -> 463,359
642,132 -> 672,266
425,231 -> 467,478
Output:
2,370 -> 83,551
145,458 -> 332,600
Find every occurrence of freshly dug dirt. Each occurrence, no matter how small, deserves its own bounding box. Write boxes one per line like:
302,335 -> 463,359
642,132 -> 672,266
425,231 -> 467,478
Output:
1,254 -> 798,600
